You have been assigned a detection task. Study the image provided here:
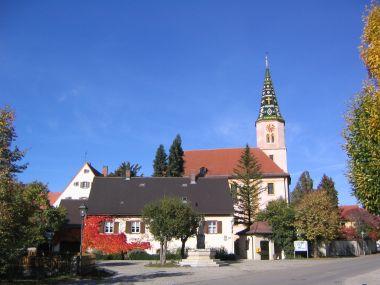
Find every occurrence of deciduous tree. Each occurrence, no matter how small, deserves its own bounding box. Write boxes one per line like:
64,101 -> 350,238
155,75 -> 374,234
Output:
294,190 -> 340,257
343,3 -> 380,215
231,144 -> 262,226
257,199 -> 296,257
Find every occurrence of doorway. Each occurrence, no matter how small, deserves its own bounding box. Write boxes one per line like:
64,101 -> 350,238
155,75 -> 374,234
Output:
260,240 -> 269,260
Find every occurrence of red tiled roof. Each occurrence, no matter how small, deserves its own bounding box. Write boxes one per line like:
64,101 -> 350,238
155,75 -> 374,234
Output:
48,192 -> 61,205
340,205 -> 380,229
246,221 -> 273,234
184,147 -> 287,177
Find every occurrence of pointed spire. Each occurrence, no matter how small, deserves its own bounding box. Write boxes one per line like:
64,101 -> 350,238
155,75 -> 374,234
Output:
256,55 -> 284,124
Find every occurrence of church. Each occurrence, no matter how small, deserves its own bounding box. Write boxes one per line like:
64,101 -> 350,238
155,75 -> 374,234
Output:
53,58 -> 291,261
184,57 -> 290,209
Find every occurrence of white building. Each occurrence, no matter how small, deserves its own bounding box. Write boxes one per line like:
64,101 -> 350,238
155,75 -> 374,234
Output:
54,162 -> 104,207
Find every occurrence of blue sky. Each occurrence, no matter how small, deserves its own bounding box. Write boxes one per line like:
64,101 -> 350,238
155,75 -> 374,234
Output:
1,1 -> 369,205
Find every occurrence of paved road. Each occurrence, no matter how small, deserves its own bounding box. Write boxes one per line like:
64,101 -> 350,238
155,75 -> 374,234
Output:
89,254 -> 380,285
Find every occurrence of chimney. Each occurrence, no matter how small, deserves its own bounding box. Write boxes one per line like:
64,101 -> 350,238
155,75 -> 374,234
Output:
125,169 -> 131,180
190,172 -> 196,184
102,166 -> 108,177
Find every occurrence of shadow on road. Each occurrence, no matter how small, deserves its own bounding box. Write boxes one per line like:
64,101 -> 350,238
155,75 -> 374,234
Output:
103,271 -> 192,284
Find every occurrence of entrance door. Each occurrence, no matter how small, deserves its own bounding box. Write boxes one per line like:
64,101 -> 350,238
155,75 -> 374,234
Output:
260,241 -> 269,260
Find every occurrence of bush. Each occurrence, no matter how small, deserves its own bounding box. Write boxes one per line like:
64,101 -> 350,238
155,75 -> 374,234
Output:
214,248 -> 236,261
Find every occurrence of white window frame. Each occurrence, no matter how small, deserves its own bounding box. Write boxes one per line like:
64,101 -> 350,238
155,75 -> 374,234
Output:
131,221 -> 141,234
104,221 -> 114,234
208,221 -> 217,234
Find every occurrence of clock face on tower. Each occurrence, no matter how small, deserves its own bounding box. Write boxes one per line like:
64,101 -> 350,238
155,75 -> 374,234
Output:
266,124 -> 275,133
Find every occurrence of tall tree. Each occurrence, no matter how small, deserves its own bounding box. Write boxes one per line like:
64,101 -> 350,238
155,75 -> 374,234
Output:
257,199 -> 296,258
317,174 -> 339,207
0,107 -> 27,180
109,161 -> 142,177
231,144 -> 262,226
344,3 -> 380,215
294,190 -> 340,257
0,107 -> 65,277
290,171 -> 313,204
167,134 -> 184,177
153,144 -> 168,177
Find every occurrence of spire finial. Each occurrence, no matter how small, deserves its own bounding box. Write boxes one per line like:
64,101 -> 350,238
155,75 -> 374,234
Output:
265,53 -> 269,68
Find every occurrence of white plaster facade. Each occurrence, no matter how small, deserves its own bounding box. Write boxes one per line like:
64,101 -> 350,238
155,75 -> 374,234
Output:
110,215 -> 235,254
54,162 -> 99,207
256,119 -> 288,173
237,234 -> 275,260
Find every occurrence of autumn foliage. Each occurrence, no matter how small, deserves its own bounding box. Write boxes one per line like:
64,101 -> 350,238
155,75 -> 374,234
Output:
82,216 -> 150,254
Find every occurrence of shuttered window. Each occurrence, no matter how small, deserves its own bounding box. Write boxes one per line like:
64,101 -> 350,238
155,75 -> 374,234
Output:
104,221 -> 114,234
131,221 -> 140,233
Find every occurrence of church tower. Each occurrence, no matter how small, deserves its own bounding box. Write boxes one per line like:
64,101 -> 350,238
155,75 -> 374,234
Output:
256,56 -> 288,172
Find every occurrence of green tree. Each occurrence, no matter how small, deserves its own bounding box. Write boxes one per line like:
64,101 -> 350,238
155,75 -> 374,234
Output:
175,203 -> 201,258
167,134 -> 184,177
142,197 -> 189,265
290,171 -> 313,205
257,199 -> 296,258
343,3 -> 380,215
0,107 -> 27,180
153,144 -> 168,177
317,174 -> 339,207
294,190 -> 340,257
231,144 -> 262,226
0,107 -> 65,276
109,161 -> 142,177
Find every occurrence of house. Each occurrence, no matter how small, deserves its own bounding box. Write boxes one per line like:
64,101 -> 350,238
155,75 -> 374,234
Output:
85,175 -> 235,254
53,162 -> 105,207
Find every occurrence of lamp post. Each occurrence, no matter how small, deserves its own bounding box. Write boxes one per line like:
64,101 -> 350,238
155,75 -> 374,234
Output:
79,204 -> 88,274
44,230 -> 54,275
361,230 -> 366,256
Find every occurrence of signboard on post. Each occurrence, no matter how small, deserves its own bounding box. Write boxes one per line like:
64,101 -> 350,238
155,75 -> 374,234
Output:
294,241 -> 308,258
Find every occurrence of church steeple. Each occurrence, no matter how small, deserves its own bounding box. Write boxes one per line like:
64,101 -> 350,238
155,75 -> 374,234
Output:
256,56 -> 284,124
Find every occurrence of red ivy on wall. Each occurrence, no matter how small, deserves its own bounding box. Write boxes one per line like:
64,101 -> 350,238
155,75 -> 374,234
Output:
82,216 -> 150,254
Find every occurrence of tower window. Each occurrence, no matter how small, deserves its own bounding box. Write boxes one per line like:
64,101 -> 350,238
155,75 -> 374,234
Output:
267,183 -> 274,195
271,134 -> 275,143
266,134 -> 270,143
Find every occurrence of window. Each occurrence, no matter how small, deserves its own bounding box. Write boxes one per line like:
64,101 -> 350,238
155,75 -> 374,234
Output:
84,169 -> 90,173
131,221 -> 140,233
266,134 -> 270,143
74,182 -> 79,186
269,155 -> 274,160
80,182 -> 90,189
104,221 -> 114,234
267,183 -> 274,195
208,221 -> 217,234
271,134 -> 275,143
181,196 -> 188,203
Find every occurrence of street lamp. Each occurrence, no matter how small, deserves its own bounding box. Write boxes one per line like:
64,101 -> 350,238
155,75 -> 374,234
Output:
79,203 -> 88,274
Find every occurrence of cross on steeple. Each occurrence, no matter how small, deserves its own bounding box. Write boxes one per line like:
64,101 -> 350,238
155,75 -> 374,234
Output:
256,55 -> 284,124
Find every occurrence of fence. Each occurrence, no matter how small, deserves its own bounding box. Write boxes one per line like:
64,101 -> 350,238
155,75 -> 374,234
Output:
320,240 -> 377,257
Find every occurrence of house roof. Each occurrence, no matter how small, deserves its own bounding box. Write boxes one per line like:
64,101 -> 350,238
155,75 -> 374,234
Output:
59,199 -> 87,226
87,177 -> 234,216
340,205 -> 380,229
48,192 -> 61,205
184,147 -> 288,177
237,221 -> 273,235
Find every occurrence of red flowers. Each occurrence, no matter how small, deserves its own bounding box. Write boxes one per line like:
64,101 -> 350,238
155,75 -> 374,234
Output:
82,216 -> 150,254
